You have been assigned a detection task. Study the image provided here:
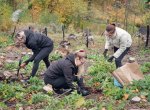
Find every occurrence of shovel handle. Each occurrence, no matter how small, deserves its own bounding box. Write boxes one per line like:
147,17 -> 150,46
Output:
17,58 -> 22,77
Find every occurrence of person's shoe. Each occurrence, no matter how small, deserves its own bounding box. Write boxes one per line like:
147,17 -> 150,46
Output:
53,89 -> 64,94
21,79 -> 30,83
20,76 -> 30,83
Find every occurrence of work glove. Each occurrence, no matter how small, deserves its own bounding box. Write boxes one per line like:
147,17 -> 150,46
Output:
103,49 -> 108,58
77,86 -> 90,96
80,89 -> 90,96
107,56 -> 114,62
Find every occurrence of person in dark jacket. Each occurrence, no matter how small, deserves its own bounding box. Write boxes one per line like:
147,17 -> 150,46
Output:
15,30 -> 53,78
44,50 -> 89,96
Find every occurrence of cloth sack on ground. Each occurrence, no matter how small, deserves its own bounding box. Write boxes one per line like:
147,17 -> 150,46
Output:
112,62 -> 144,86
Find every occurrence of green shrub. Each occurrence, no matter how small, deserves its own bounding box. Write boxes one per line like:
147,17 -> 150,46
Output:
0,34 -> 14,47
49,53 -> 62,61
0,3 -> 13,31
29,77 -> 43,85
130,75 -> 150,92
31,93 -> 50,104
141,62 -> 150,73
0,83 -> 15,99
0,102 -> 7,109
4,61 -> 18,70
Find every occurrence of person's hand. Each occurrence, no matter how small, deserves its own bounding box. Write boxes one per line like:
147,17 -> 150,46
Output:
107,56 -> 114,62
80,89 -> 90,96
20,63 -> 27,68
77,86 -> 90,96
103,49 -> 108,58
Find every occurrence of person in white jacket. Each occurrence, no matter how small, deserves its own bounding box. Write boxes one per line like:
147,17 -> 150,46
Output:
103,24 -> 132,87
103,24 -> 132,67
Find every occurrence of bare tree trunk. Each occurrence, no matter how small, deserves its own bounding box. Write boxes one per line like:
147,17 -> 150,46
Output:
102,1 -> 105,14
132,13 -> 136,33
124,0 -> 128,31
145,25 -> 149,47
87,0 -> 92,20
86,28 -> 89,48
115,9 -> 118,23
62,25 -> 65,41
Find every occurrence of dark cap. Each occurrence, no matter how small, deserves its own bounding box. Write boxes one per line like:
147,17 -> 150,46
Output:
106,24 -> 115,32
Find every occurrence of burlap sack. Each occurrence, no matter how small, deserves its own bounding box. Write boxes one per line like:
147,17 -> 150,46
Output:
112,62 -> 144,86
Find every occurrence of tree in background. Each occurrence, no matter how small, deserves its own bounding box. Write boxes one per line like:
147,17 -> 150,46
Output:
54,0 -> 87,29
0,1 -> 13,31
0,0 -> 149,33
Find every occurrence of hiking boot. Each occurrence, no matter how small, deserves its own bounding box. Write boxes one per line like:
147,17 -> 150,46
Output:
53,88 -> 64,94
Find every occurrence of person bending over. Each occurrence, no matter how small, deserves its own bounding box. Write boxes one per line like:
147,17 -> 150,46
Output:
103,24 -> 132,87
15,30 -> 53,78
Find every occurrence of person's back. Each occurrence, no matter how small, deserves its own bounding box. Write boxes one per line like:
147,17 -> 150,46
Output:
105,27 -> 132,49
45,53 -> 78,80
24,30 -> 53,50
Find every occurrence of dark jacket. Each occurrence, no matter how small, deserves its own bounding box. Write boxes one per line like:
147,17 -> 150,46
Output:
24,30 -> 53,63
44,54 -> 79,89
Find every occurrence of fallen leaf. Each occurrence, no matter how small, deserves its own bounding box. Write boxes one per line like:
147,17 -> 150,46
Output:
93,82 -> 100,87
123,94 -> 129,100
140,95 -> 146,99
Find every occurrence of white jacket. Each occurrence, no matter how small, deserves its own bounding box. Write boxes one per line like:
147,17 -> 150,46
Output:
104,27 -> 132,58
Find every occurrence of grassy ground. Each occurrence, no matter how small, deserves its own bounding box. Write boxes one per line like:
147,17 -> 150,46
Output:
0,32 -> 150,110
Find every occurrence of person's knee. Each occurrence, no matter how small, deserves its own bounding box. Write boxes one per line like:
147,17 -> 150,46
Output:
115,58 -> 121,63
34,58 -> 41,64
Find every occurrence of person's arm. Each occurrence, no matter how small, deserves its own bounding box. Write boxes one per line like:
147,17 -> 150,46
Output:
103,35 -> 110,57
105,38 -> 110,50
76,76 -> 85,89
24,41 -> 39,64
62,65 -> 75,89
24,52 -> 37,64
113,35 -> 127,58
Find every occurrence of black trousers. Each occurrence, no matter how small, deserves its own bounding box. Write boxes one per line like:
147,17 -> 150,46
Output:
31,46 -> 53,77
44,75 -> 84,90
114,47 -> 130,68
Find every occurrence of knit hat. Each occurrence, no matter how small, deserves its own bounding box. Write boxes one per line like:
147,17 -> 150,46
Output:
75,49 -> 87,58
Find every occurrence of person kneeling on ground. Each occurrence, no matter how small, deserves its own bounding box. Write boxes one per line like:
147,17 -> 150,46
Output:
15,30 -> 53,79
44,50 -> 90,96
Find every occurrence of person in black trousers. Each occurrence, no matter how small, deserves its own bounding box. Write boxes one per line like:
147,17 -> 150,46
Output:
44,50 -> 89,96
103,24 -> 132,87
15,30 -> 53,78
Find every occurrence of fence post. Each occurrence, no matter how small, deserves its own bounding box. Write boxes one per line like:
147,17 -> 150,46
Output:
62,25 -> 65,41
145,25 -> 149,47
45,27 -> 47,36
86,29 -> 89,48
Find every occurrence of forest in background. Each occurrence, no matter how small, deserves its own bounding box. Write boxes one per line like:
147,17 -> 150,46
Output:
0,0 -> 150,35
